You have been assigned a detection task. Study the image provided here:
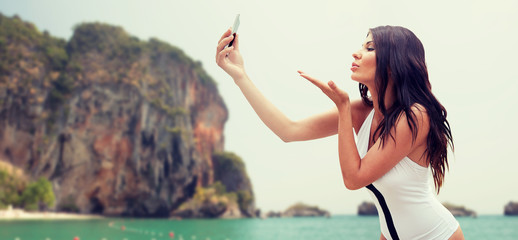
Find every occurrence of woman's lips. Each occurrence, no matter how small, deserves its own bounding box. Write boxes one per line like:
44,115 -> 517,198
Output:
351,63 -> 359,71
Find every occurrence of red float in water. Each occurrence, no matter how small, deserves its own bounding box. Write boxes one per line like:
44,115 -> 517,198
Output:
169,231 -> 175,238
121,225 -> 126,231
73,237 -> 79,240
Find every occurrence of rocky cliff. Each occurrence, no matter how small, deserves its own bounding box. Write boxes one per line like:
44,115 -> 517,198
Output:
171,153 -> 255,218
0,14 -> 254,217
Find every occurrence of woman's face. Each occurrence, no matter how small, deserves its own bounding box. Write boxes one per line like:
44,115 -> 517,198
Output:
351,33 -> 377,85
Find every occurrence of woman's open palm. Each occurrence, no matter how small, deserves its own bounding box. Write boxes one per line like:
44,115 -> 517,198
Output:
299,71 -> 351,107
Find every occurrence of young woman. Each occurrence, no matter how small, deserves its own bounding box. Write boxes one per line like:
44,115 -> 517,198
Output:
216,25 -> 464,240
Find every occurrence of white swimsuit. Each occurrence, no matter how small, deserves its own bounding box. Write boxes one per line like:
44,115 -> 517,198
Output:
357,110 -> 459,240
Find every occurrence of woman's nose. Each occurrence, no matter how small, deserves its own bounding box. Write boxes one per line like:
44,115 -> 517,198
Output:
352,51 -> 361,60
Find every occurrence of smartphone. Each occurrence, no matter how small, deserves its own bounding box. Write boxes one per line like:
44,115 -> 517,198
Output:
227,14 -> 240,48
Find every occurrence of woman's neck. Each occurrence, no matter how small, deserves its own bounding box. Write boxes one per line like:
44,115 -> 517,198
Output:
367,83 -> 395,120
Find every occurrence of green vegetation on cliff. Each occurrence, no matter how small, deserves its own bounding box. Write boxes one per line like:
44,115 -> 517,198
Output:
174,181 -> 238,218
213,152 -> 249,179
0,169 -> 23,208
0,13 -> 71,132
148,38 -> 216,87
0,13 -> 68,72
67,22 -> 144,63
173,151 -> 256,218
213,152 -> 254,216
65,22 -> 216,87
20,177 -> 55,211
0,169 -> 55,211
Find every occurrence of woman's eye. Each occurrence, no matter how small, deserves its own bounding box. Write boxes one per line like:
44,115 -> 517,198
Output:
367,47 -> 375,51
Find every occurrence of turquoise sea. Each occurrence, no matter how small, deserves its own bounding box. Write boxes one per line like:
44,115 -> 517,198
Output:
1,215 -> 517,240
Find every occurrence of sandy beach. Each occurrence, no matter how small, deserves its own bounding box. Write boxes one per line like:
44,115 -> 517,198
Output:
0,206 -> 104,220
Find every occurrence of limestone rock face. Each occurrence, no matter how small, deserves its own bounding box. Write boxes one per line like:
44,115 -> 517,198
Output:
504,201 -> 518,216
0,15 -> 255,217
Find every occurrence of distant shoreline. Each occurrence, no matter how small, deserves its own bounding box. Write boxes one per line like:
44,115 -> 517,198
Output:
0,207 -> 104,220
0,208 -> 510,221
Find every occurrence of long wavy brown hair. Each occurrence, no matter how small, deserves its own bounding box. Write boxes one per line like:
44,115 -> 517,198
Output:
359,26 -> 454,193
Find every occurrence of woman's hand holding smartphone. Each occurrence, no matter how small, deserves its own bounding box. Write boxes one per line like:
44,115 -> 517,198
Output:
227,14 -> 240,48
216,14 -> 246,81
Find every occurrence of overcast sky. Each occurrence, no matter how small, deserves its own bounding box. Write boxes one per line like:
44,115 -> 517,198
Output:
2,0 -> 517,215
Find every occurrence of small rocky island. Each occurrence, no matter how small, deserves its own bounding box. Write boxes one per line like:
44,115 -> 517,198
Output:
357,201 -> 477,217
357,201 -> 378,216
265,202 -> 330,218
504,201 -> 518,216
442,203 -> 477,217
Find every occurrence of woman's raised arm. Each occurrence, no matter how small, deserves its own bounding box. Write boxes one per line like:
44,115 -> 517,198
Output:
235,75 -> 339,142
216,29 -> 368,142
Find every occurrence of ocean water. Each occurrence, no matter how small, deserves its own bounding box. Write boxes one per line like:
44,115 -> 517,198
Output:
0,215 -> 517,240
